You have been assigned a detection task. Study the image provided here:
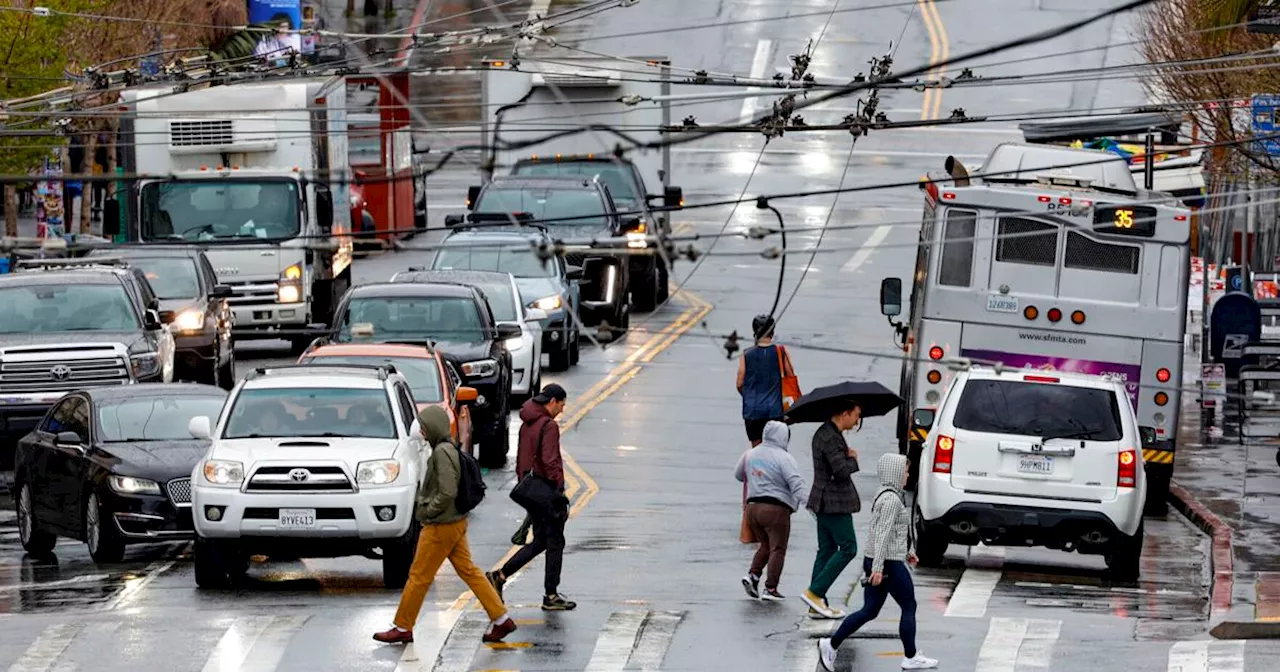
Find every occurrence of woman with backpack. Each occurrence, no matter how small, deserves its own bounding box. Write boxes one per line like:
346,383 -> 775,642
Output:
373,406 -> 516,645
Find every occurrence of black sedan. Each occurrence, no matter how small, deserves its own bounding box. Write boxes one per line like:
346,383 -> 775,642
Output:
13,383 -> 227,563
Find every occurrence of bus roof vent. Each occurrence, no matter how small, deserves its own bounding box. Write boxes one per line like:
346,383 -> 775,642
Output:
1035,174 -> 1094,189
981,143 -> 1137,194
532,69 -> 620,89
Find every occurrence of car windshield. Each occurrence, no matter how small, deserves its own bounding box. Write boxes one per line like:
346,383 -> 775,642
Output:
222,387 -> 396,439
512,162 -> 639,204
127,258 -> 201,300
474,187 -> 609,227
139,180 -> 301,242
338,296 -> 485,343
98,395 -> 227,442
472,282 -> 518,322
0,284 -> 140,334
302,355 -> 444,403
952,379 -> 1123,441
433,246 -> 555,278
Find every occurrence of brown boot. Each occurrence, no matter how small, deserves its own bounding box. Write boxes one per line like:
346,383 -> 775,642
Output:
482,618 -> 517,643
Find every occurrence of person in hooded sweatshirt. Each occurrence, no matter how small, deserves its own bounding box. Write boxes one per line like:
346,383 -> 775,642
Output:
817,454 -> 938,671
374,407 -> 516,645
735,420 -> 808,601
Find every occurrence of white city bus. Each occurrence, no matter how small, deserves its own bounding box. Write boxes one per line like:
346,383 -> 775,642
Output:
880,143 -> 1190,510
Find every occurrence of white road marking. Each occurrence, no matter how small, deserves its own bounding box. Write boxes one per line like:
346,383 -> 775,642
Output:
840,225 -> 892,273
396,607 -> 467,672
739,40 -> 774,123
1209,640 -> 1245,672
584,610 -> 647,672
974,617 -> 1061,672
781,638 -> 823,672
1169,641 -> 1210,672
627,611 -> 685,671
7,624 -> 84,672
102,553 -> 179,611
238,616 -> 308,672
433,611 -> 489,672
945,569 -> 1002,618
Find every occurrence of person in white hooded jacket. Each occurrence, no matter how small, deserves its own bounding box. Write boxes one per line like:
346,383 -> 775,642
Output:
734,420 -> 807,601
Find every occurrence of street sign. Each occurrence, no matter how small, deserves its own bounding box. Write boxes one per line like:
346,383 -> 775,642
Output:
1253,94 -> 1280,156
1250,1 -> 1280,33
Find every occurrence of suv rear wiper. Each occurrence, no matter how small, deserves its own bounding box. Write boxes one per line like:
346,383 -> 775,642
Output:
1041,428 -> 1102,442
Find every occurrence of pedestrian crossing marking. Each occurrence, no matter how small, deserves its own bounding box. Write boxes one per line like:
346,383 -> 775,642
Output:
198,615 -> 307,672
435,612 -> 489,672
626,611 -> 685,671
945,569 -> 1002,618
781,638 -> 822,672
1168,640 -> 1244,672
584,611 -> 647,672
7,623 -> 83,672
396,607 -> 465,672
974,617 -> 1061,672
239,616 -> 308,672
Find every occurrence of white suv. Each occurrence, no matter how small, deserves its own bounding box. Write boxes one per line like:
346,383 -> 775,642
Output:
188,364 -> 427,588
913,367 -> 1147,579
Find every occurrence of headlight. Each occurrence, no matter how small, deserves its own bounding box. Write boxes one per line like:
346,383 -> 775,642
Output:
130,352 -> 160,378
461,359 -> 498,377
356,459 -> 401,485
277,284 -> 301,303
281,263 -> 303,281
203,460 -> 244,486
505,336 -> 524,351
173,309 -> 204,332
626,231 -> 648,249
108,475 -> 162,495
530,295 -> 561,311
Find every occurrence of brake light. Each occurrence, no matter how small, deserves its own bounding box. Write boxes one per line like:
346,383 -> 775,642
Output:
1023,375 -> 1059,383
933,435 -> 955,473
1117,449 -> 1137,487
1058,197 -> 1071,205
942,192 -> 956,200
1047,308 -> 1062,323
929,346 -> 944,360
1156,368 -> 1171,383
1037,195 -> 1051,203
1174,215 -> 1187,221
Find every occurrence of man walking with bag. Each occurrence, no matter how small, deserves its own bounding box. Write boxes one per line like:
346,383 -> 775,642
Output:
373,407 -> 516,644
487,383 -> 577,611
802,401 -> 863,619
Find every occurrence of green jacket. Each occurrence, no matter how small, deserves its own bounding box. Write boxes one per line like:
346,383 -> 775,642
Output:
208,23 -> 281,64
415,406 -> 463,525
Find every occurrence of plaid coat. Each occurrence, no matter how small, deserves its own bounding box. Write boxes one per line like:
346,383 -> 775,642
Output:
806,421 -> 861,514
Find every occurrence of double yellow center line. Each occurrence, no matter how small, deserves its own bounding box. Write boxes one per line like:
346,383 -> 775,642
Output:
917,0 -> 949,122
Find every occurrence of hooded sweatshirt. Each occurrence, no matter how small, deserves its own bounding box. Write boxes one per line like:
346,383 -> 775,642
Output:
734,420 -> 808,512
866,453 -> 912,573
517,399 -> 564,488
415,406 -> 463,525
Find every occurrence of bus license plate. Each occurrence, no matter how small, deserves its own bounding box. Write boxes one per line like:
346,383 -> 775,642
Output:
1017,455 -> 1053,475
987,295 -> 1019,313
279,509 -> 317,529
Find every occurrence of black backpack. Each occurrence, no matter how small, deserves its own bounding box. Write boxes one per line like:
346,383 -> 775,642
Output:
453,447 -> 487,514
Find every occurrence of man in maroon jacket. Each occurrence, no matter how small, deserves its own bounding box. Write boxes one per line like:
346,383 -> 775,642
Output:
486,383 -> 577,611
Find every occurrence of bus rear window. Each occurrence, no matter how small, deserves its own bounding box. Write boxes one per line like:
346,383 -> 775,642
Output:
1064,232 -> 1140,274
938,209 -> 976,287
995,217 -> 1058,266
952,379 -> 1122,440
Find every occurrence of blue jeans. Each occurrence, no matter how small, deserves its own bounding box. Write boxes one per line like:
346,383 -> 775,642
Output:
830,558 -> 917,657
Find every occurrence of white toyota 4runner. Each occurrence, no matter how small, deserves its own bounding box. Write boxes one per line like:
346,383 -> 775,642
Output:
913,367 -> 1147,579
188,364 -> 427,588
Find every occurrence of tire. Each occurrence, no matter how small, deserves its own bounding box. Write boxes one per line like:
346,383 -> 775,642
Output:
656,258 -> 670,305
479,415 -> 511,469
85,492 -> 125,564
217,343 -> 236,391
631,262 -> 659,313
382,519 -> 420,589
569,332 -> 580,365
913,507 -> 948,567
1143,465 -> 1170,517
1106,523 -> 1143,580
548,338 -> 571,372
194,536 -> 230,589
17,482 -> 56,557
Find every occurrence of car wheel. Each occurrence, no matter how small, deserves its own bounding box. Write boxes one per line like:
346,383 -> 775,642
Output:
656,259 -> 670,304
218,344 -> 237,391
85,492 -> 125,564
1143,466 -> 1170,517
194,536 -> 231,589
632,262 -> 659,313
1106,523 -> 1143,581
17,482 -> 56,557
548,339 -> 571,372
382,519 -> 420,589
569,332 -> 581,365
913,506 -> 948,567
479,416 -> 511,470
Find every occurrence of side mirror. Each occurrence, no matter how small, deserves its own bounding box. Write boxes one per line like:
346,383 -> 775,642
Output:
316,185 -> 334,233
525,307 -> 548,322
188,416 -> 212,440
911,408 -> 935,431
55,431 -> 84,449
444,214 -> 465,228
496,323 -> 522,340
456,386 -> 479,403
565,265 -> 584,281
143,309 -> 162,330
210,285 -> 234,299
621,216 -> 644,232
159,310 -> 176,324
880,277 -> 903,317
663,186 -> 683,209
465,186 -> 481,210
1139,426 -> 1157,446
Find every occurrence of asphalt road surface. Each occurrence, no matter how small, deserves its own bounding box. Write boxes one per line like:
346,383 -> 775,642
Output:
0,1 -> 1273,671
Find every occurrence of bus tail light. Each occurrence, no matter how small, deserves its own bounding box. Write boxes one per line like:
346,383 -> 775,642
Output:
1047,308 -> 1062,323
1117,450 -> 1137,487
1024,375 -> 1059,383
1071,310 -> 1086,324
927,370 -> 941,384
933,435 -> 955,473
1023,305 -> 1038,320
1174,214 -> 1188,221
1037,195 -> 1051,203
1156,368 -> 1171,383
1058,197 -> 1072,205
942,192 -> 956,200
1155,392 -> 1169,406
929,346 -> 944,360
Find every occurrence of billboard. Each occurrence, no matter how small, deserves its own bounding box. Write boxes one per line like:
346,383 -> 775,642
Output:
247,0 -> 303,60
960,348 -> 1142,410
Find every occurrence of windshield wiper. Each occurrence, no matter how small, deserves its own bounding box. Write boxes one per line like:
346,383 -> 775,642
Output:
1041,418 -> 1103,443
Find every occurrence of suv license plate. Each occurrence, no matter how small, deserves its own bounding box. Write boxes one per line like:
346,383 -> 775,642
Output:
1017,455 -> 1054,475
279,509 -> 317,528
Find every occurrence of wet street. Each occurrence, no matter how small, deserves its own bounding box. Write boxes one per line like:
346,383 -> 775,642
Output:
0,0 -> 1272,670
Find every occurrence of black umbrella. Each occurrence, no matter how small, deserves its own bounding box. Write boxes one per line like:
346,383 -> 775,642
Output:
785,381 -> 904,423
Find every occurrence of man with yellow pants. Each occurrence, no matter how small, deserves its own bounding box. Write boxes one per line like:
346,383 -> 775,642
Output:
373,406 -> 516,645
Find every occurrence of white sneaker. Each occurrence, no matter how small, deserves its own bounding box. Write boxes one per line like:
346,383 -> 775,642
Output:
902,652 -> 939,669
817,638 -> 838,672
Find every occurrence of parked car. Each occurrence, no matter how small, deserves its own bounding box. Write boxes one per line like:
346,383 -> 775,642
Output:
13,384 -> 227,563
391,269 -> 545,400
913,367 -> 1147,578
88,247 -> 236,389
188,364 -> 426,588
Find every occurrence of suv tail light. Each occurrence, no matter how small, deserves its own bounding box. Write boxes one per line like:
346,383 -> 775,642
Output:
933,435 -> 955,474
1117,449 -> 1137,488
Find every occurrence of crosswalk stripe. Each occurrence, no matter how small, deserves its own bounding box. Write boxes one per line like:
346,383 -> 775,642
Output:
7,624 -> 84,672
1208,641 -> 1245,672
626,611 -> 684,671
584,611 -> 647,672
1170,641 -> 1246,672
239,616 -> 308,672
945,569 -> 1001,618
395,607 -> 467,672
781,638 -> 822,672
200,616 -> 273,672
434,611 -> 490,672
974,617 -> 1061,672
